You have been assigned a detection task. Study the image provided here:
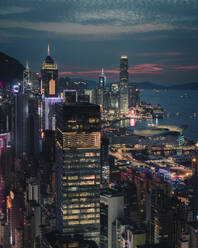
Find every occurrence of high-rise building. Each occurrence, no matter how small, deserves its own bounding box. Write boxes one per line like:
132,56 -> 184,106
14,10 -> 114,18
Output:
41,96 -> 64,131
72,81 -> 87,95
97,69 -> 106,110
41,44 -> 58,97
128,85 -> 140,108
0,100 -> 11,134
14,94 -> 29,158
100,190 -> 124,248
99,68 -> 106,88
23,62 -> 31,91
27,95 -> 40,158
55,102 -> 101,245
109,83 -> 119,111
110,83 -> 119,94
14,92 -> 40,158
119,56 -> 129,114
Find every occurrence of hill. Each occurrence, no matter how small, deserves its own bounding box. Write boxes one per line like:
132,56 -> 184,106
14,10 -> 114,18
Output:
134,82 -> 166,89
168,82 -> 198,90
0,52 -> 24,85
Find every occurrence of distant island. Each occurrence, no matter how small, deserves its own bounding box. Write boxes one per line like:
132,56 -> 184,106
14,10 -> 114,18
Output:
70,78 -> 198,90
134,81 -> 198,90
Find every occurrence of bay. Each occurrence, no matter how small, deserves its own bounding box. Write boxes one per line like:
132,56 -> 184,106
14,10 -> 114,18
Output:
140,90 -> 198,142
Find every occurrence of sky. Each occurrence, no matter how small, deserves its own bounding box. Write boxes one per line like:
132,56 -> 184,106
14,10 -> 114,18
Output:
0,0 -> 198,85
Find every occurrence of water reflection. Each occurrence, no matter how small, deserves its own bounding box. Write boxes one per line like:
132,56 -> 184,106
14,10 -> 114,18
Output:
129,118 -> 136,127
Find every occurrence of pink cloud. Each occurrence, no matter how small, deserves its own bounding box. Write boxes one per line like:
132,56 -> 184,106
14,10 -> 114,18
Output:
137,52 -> 182,57
173,65 -> 198,71
56,63 -> 198,80
129,64 -> 163,74
58,63 -> 164,78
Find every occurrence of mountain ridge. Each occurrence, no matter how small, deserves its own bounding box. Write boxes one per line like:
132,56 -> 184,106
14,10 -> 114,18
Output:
0,52 -> 24,85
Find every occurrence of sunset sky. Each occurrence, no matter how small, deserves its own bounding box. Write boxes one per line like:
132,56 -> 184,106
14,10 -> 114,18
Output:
1,0 -> 198,84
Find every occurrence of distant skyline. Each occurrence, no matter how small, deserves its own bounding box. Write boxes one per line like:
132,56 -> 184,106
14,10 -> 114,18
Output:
0,0 -> 198,85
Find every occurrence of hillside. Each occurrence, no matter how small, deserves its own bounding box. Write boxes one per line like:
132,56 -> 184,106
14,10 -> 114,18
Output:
0,52 -> 24,85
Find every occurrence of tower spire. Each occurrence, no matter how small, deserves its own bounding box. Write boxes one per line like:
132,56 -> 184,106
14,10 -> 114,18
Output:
48,43 -> 50,56
26,61 -> 29,70
101,67 -> 104,75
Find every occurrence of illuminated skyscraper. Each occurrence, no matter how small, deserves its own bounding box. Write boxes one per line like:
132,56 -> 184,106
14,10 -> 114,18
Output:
23,61 -> 31,91
97,68 -> 106,110
41,44 -> 58,97
99,68 -> 106,88
56,102 -> 101,245
119,56 -> 128,114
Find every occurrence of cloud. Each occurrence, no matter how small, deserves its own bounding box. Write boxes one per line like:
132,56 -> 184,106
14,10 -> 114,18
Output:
59,63 -> 198,79
0,19 -> 175,36
58,63 -> 164,78
0,6 -> 33,15
137,52 -> 183,57
173,65 -> 198,71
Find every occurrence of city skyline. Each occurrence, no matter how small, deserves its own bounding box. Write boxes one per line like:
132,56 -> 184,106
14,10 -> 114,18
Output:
0,0 -> 198,85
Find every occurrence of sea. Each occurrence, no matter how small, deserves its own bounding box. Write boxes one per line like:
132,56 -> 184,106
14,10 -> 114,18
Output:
140,89 -> 198,142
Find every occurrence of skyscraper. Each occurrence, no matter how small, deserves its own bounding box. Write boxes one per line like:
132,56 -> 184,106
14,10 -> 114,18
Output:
14,94 -> 29,158
128,85 -> 140,108
23,62 -> 31,91
41,44 -> 58,97
99,68 -> 106,88
97,68 -> 106,110
56,102 -> 101,245
15,93 -> 40,158
119,56 -> 129,114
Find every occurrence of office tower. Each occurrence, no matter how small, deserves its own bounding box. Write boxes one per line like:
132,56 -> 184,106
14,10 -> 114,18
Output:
15,93 -> 40,158
99,68 -> 106,88
148,189 -> 183,247
41,96 -> 64,131
42,130 -> 55,163
120,226 -> 146,248
56,102 -> 101,245
15,94 -> 29,158
119,56 -> 129,114
30,72 -> 40,92
97,69 -> 106,110
110,83 -> 119,94
84,89 -> 93,104
41,44 -> 58,97
23,61 -> 31,91
64,90 -> 78,104
100,190 -> 124,248
101,136 -> 109,186
0,100 -> 11,133
27,95 -> 40,158
128,85 -> 140,108
72,81 -> 87,95
109,83 -> 119,111
58,77 -> 71,93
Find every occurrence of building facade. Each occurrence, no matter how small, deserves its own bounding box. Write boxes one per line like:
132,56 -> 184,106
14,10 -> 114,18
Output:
119,56 -> 129,114
56,102 -> 101,245
41,45 -> 58,97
